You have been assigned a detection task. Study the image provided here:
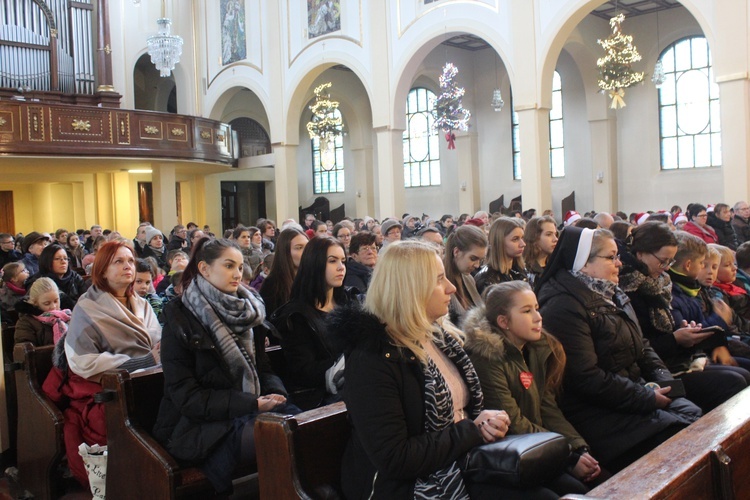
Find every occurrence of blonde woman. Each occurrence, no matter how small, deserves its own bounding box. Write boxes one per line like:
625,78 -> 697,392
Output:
475,216 -> 527,294
523,216 -> 559,286
328,241 -> 562,499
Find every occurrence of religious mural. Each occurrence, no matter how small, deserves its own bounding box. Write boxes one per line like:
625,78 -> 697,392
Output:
308,0 -> 340,39
221,0 -> 246,65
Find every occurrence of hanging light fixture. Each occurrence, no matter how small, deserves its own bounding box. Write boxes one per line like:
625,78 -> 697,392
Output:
491,53 -> 504,111
652,11 -> 666,88
306,82 -> 343,171
147,3 -> 183,79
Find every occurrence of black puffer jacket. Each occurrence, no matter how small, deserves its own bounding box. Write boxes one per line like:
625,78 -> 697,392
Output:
328,303 -> 484,500
706,212 -> 738,250
474,263 -> 527,294
537,269 -> 700,462
152,299 -> 286,463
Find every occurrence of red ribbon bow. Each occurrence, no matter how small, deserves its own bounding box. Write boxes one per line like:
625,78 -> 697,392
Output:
445,131 -> 456,149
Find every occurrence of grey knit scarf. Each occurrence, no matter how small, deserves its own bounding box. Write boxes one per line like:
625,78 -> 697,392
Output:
182,275 -> 265,394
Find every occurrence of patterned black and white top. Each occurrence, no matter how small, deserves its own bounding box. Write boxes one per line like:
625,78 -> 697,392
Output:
414,330 -> 484,500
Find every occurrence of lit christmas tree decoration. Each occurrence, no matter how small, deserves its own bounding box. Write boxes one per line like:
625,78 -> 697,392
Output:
596,13 -> 644,109
432,63 -> 471,149
306,82 -> 344,170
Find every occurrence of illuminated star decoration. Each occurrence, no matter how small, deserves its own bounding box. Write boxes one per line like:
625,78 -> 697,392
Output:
596,13 -> 644,109
432,63 -> 471,149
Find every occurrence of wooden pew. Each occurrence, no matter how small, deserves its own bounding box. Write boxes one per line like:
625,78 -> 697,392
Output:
563,387 -> 750,500
255,401 -> 349,499
12,342 -> 64,500
99,368 -> 258,500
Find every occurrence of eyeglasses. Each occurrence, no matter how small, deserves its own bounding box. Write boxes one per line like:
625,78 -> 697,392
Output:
695,214 -> 708,219
359,245 -> 378,253
0,240 -> 13,245
53,257 -> 69,262
594,254 -> 621,263
651,253 -> 676,270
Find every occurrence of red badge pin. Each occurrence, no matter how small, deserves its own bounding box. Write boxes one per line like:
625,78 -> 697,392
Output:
519,371 -> 533,389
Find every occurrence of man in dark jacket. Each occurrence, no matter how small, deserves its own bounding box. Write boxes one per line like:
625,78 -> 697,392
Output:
732,201 -> 750,245
706,203 -> 738,250
0,233 -> 21,267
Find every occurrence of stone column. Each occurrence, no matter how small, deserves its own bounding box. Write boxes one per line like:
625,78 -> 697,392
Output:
717,77 -> 750,203
152,163 -> 177,231
374,127 -> 406,218
455,132 -> 479,214
351,145 -> 374,217
271,143 -> 300,222
516,107 -> 552,213
589,117 -> 618,212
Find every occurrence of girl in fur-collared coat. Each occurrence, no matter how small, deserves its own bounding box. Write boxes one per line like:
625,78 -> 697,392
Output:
463,281 -> 601,491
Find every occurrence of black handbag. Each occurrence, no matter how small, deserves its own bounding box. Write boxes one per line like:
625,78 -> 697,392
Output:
460,432 -> 569,487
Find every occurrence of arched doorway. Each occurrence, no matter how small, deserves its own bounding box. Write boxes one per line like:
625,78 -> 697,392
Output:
133,54 -> 177,113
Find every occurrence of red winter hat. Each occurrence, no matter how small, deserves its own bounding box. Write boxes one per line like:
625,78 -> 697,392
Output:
464,218 -> 486,228
636,213 -> 650,225
564,211 -> 581,226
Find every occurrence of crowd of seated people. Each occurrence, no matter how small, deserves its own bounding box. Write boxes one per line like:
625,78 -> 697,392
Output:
2,200 -> 750,497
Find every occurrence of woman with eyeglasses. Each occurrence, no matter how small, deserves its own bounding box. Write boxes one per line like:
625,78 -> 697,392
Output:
536,226 -> 701,472
27,243 -> 86,307
684,203 -> 718,244
343,231 -> 377,293
619,222 -> 748,414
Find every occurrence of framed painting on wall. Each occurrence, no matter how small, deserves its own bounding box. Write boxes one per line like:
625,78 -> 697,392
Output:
221,0 -> 247,65
308,0 -> 340,38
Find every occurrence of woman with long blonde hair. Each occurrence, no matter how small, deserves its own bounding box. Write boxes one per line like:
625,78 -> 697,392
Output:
328,241 -> 566,499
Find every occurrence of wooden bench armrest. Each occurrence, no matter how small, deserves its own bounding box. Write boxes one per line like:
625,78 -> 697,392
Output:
101,369 -> 181,500
563,388 -> 750,499
256,401 -> 347,499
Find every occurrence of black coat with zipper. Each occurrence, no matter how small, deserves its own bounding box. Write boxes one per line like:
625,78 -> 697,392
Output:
152,298 -> 286,463
327,303 -> 484,500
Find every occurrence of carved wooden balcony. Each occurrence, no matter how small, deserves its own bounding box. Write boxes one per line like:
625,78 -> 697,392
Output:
0,101 -> 235,165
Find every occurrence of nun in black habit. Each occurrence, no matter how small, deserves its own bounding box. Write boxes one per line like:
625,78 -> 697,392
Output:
535,226 -> 701,472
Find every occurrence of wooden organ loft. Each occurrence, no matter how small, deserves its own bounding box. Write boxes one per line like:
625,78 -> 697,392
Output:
0,0 -> 235,164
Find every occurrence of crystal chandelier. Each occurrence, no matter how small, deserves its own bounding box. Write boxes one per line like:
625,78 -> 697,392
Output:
491,89 -> 504,111
652,12 -> 666,88
491,53 -> 504,111
147,18 -> 183,77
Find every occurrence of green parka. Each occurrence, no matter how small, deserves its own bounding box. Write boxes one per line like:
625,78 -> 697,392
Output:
462,306 -> 587,451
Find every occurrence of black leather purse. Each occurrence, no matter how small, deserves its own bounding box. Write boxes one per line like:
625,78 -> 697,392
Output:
460,432 -> 570,487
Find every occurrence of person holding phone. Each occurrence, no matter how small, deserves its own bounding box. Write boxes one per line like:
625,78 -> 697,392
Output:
618,222 -> 749,413
536,226 -> 702,473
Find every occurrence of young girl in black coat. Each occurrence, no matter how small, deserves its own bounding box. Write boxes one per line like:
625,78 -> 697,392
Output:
153,238 -> 296,495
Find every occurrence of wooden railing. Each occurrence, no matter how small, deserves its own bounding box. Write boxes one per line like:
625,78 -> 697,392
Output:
0,101 -> 236,165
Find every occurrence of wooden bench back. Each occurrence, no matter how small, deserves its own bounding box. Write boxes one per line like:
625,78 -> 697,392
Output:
256,401 -> 349,499
13,342 -> 64,500
564,388 -> 750,500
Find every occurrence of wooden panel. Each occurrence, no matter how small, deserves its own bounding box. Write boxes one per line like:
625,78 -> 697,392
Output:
49,107 -> 113,144
27,106 -> 45,141
115,112 -> 130,144
0,192 -> 15,235
0,106 -> 21,143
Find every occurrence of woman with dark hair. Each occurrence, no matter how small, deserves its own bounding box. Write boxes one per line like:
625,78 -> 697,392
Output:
609,220 -> 633,243
332,222 -> 352,254
344,231 -> 377,293
259,227 -> 308,317
27,243 -> 86,307
153,237 -> 293,495
271,236 -> 353,409
475,216 -> 527,294
44,241 -> 161,488
536,227 -> 701,472
444,224 -> 487,324
618,222 -> 748,412
66,232 -> 86,270
523,216 -> 559,285
684,203 -> 719,244
232,225 -> 266,272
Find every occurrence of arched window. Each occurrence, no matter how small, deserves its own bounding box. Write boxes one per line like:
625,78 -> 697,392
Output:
403,88 -> 441,187
229,118 -> 270,158
311,109 -> 345,194
658,36 -> 721,169
549,70 -> 565,178
512,94 -> 521,180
